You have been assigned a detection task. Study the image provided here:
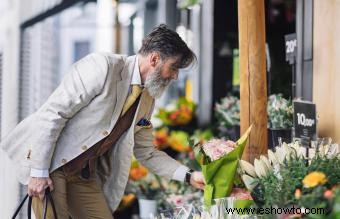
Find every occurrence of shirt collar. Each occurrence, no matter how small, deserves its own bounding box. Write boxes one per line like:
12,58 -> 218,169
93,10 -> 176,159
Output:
131,55 -> 142,86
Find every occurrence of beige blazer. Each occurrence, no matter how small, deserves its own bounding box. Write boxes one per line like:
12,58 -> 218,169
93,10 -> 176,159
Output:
0,53 -> 181,211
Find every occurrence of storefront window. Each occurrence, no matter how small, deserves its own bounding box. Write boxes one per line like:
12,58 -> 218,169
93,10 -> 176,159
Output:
74,41 -> 90,62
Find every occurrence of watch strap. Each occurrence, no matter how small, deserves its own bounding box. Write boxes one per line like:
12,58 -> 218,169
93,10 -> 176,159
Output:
185,169 -> 194,184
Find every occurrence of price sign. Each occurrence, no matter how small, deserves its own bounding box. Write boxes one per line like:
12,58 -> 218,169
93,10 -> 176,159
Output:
293,100 -> 317,147
285,33 -> 297,64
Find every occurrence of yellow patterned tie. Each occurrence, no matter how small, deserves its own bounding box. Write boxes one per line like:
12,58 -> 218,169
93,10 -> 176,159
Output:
121,85 -> 142,116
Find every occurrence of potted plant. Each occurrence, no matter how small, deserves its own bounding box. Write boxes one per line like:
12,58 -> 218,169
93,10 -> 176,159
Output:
295,172 -> 340,219
240,141 -> 340,218
214,95 -> 240,140
128,159 -> 164,219
267,94 -> 293,149
154,96 -> 196,129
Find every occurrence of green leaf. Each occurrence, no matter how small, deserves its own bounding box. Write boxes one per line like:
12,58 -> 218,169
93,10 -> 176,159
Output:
177,0 -> 201,9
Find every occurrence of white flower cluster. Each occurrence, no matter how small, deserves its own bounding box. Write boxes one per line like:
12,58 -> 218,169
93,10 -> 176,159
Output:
267,94 -> 293,129
215,95 -> 240,128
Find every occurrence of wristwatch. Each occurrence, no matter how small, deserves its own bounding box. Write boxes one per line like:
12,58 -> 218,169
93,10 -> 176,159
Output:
185,169 -> 194,184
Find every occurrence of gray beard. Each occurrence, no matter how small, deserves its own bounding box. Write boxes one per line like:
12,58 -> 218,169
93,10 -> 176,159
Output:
144,69 -> 172,99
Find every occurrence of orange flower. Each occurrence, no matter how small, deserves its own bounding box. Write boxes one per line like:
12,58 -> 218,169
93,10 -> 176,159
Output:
302,172 -> 327,188
169,106 -> 193,125
295,189 -> 302,199
169,111 -> 180,121
129,165 -> 148,181
324,190 -> 333,199
153,128 -> 169,149
167,131 -> 190,152
121,193 -> 136,206
168,138 -> 190,152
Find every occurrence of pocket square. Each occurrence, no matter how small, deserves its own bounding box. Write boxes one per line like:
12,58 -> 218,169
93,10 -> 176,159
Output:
137,118 -> 152,128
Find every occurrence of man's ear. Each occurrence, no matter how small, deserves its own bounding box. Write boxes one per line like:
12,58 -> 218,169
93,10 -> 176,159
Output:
149,52 -> 161,67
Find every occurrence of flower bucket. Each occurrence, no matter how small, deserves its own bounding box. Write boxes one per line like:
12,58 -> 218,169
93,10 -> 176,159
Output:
138,199 -> 157,219
138,198 -> 157,219
268,128 -> 292,149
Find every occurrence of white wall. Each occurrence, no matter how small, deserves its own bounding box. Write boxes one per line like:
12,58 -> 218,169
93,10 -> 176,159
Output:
0,0 -> 22,218
313,0 -> 340,144
96,0 -> 115,53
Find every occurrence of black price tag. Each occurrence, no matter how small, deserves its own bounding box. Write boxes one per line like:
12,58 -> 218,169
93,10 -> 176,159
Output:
293,100 -> 317,147
285,33 -> 297,65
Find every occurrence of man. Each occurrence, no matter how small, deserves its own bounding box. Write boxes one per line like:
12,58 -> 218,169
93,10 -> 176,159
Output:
1,24 -> 205,218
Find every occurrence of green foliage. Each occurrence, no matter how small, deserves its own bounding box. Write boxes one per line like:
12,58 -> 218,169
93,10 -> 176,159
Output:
307,156 -> 340,188
193,129 -> 214,142
300,186 -> 330,215
177,0 -> 201,9
215,95 -> 240,128
215,93 -> 294,130
331,189 -> 340,219
255,156 -> 307,208
253,154 -> 340,210
189,129 -> 214,165
267,94 -> 293,129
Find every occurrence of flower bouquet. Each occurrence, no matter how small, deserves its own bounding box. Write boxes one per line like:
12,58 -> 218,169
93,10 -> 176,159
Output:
192,126 -> 252,207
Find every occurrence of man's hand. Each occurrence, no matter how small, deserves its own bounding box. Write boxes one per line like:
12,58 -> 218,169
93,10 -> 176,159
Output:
190,171 -> 205,190
28,177 -> 54,200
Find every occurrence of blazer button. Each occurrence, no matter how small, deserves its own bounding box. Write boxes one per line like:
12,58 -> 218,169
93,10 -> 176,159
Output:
61,159 -> 67,164
81,145 -> 88,150
102,130 -> 109,136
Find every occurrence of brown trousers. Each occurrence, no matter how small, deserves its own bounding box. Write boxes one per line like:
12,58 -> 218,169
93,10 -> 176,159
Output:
32,169 -> 113,219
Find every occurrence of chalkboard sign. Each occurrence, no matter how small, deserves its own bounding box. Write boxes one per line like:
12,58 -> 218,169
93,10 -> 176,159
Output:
285,33 -> 297,64
293,100 -> 317,146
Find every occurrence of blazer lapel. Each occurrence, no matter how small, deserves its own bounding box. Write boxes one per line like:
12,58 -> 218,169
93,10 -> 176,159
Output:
110,55 -> 136,129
